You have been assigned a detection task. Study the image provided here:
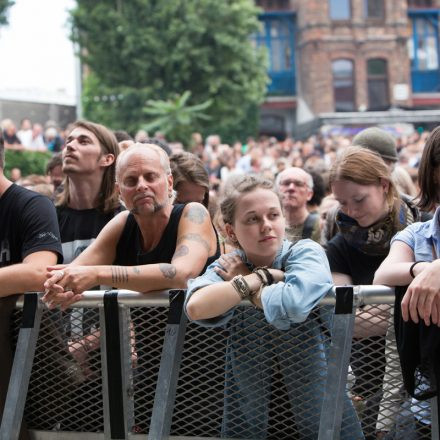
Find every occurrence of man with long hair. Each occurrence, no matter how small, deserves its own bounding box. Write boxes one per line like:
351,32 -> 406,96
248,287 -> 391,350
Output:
56,120 -> 122,264
53,119 -> 123,372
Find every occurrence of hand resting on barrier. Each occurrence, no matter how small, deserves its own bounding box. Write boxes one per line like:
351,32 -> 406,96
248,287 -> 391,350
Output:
43,265 -> 98,310
374,240 -> 440,326
401,260 -> 440,326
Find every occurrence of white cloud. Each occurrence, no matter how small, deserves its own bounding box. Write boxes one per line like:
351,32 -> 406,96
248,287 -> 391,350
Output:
0,0 -> 77,100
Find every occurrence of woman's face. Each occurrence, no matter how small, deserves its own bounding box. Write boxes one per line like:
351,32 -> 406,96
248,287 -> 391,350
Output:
331,179 -> 390,227
226,188 -> 285,266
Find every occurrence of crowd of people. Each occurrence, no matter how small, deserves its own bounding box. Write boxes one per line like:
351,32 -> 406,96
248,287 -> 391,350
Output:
0,116 -> 439,439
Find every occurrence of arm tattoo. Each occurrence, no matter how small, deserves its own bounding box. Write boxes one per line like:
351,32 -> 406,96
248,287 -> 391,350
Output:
133,266 -> 140,275
111,266 -> 129,284
177,233 -> 210,252
160,263 -> 177,279
184,204 -> 208,224
172,245 -> 189,262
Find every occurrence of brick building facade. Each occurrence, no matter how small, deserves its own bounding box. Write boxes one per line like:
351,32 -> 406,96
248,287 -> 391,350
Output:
256,0 -> 440,137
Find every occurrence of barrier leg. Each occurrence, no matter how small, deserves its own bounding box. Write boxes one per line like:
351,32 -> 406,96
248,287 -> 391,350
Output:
431,396 -> 439,440
0,293 -> 42,440
148,290 -> 187,440
100,291 -> 134,440
319,286 -> 356,440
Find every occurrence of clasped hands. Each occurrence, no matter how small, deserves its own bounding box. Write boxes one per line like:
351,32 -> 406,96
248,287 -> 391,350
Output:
42,265 -> 98,310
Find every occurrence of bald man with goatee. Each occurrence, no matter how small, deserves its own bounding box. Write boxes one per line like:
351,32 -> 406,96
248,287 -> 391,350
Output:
43,143 -> 219,309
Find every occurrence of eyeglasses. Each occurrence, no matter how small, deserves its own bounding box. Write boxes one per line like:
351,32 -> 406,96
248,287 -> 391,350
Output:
279,179 -> 308,188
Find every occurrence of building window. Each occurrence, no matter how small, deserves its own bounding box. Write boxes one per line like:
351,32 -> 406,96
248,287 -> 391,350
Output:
367,59 -> 389,110
253,13 -> 296,95
329,0 -> 351,20
409,17 -> 439,71
364,0 -> 384,19
408,0 -> 433,7
332,59 -> 355,111
256,0 -> 290,10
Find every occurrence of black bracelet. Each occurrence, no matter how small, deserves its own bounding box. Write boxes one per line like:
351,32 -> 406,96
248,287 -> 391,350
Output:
260,267 -> 274,285
253,270 -> 267,285
409,261 -> 424,278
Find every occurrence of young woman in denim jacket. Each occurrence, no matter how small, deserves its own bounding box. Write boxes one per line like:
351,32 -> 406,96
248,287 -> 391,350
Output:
185,175 -> 363,439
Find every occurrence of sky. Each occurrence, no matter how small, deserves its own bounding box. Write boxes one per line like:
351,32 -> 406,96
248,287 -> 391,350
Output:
0,0 -> 77,103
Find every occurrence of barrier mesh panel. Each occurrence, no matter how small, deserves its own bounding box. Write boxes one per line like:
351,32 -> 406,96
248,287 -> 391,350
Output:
12,307 -> 104,432
343,304 -> 432,440
131,306 -> 169,432
171,305 -> 342,439
11,302 -> 436,439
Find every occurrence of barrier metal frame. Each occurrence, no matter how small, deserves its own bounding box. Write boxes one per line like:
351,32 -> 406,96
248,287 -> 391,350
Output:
1,286 -> 439,440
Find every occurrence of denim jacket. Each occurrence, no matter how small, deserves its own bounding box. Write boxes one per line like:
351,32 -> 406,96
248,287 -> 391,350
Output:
184,239 -> 363,439
185,238 -> 333,329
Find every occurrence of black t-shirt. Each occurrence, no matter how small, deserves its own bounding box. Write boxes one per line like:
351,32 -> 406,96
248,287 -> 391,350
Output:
2,131 -> 21,145
325,233 -> 384,285
114,204 -> 220,272
0,184 -> 62,268
56,204 -> 123,337
57,205 -> 124,264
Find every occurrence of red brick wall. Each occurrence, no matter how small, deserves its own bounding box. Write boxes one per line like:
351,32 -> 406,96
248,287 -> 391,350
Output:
291,0 -> 412,114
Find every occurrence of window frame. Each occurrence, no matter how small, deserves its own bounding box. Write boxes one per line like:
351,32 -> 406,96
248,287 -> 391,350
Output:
329,0 -> 352,21
364,0 -> 385,21
253,11 -> 296,95
366,58 -> 390,111
410,14 -> 439,71
332,58 -> 356,112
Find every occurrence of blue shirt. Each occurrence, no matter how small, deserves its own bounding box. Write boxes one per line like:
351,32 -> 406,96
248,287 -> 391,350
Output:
185,238 -> 333,330
391,206 -> 440,262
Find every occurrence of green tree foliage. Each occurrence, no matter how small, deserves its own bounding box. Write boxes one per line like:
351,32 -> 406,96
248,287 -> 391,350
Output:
0,0 -> 13,26
71,0 -> 268,143
143,91 -> 212,144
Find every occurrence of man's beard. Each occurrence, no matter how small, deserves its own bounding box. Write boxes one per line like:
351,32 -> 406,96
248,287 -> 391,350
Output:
130,200 -> 166,215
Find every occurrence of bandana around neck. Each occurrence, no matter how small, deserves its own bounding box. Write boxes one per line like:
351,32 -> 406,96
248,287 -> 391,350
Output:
336,198 -> 415,256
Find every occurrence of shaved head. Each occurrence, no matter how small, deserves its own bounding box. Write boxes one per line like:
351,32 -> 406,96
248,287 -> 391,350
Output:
116,143 -> 171,182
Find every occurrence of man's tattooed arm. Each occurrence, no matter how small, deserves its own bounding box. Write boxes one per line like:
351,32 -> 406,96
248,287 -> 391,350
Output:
111,266 -> 129,284
184,204 -> 208,224
177,233 -> 210,252
160,263 -> 177,279
172,245 -> 189,262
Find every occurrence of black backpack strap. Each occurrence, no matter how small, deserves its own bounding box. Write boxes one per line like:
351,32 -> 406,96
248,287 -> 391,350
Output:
302,212 -> 319,239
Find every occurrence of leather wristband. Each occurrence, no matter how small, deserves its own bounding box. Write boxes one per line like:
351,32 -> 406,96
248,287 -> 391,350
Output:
409,261 -> 424,278
253,266 -> 274,286
231,275 -> 252,300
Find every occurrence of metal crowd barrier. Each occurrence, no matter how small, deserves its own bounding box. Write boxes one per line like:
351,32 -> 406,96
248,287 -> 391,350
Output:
0,286 -> 438,440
